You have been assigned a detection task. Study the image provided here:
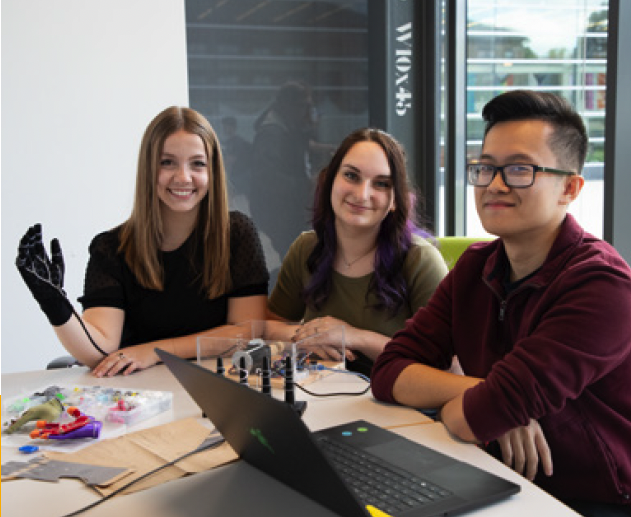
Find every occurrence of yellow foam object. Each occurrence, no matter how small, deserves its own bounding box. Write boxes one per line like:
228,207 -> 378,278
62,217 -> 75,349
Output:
366,505 -> 393,517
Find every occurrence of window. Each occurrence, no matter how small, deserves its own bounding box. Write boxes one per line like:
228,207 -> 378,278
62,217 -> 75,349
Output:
464,0 -> 608,237
185,0 -> 611,251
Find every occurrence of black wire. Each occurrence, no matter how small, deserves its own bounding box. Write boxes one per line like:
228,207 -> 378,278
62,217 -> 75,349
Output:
271,364 -> 372,397
295,382 -> 371,397
24,258 -> 108,358
69,302 -> 108,357
60,436 -> 226,517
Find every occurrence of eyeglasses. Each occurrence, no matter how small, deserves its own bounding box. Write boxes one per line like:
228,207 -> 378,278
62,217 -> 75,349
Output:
467,162 -> 576,188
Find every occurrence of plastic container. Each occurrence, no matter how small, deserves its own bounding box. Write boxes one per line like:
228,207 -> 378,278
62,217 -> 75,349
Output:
106,390 -> 173,426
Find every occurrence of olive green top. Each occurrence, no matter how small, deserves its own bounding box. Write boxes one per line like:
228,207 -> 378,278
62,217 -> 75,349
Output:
269,231 -> 448,337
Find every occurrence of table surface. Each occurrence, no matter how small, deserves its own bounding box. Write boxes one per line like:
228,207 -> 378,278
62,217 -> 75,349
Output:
1,364 -> 579,517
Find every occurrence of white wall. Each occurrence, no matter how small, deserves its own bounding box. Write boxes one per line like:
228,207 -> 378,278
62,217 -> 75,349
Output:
1,0 -> 189,373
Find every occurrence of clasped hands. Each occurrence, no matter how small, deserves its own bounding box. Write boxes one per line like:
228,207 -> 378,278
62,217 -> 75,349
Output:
292,316 -> 356,362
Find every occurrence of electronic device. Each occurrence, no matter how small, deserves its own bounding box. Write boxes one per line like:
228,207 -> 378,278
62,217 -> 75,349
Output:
238,356 -> 249,387
230,339 -> 284,373
216,356 -> 225,377
261,355 -> 272,396
156,348 -> 520,517
283,355 -> 307,416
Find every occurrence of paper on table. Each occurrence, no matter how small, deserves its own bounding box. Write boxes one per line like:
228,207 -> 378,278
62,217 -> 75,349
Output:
44,417 -> 237,496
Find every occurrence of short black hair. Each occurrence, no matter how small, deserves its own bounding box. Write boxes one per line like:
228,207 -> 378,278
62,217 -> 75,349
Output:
482,90 -> 588,173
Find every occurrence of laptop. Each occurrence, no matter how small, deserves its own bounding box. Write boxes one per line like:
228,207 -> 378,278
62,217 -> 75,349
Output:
156,349 -> 519,517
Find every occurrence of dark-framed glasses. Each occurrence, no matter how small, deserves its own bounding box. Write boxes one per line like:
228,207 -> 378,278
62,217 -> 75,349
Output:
467,162 -> 576,188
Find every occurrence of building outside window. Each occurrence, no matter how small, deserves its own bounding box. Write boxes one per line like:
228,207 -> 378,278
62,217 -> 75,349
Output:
464,0 -> 608,237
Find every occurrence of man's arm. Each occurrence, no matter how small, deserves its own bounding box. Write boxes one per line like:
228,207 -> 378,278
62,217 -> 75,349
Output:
421,378 -> 554,481
371,281 -> 461,404
439,391 -> 477,441
391,362 -> 482,409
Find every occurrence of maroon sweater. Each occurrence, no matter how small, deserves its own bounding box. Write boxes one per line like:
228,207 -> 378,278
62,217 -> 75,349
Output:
372,215 -> 631,506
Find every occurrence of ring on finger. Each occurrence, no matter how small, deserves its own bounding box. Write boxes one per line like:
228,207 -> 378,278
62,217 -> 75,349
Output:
118,352 -> 126,360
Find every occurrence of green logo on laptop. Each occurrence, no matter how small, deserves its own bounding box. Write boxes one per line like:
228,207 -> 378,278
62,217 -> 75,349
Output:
250,428 -> 274,454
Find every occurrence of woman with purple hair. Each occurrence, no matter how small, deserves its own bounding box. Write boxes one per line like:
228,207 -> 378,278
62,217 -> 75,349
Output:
266,128 -> 448,377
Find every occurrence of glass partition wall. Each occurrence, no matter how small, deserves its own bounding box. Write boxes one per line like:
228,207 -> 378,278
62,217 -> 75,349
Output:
186,0 -> 369,283
186,0 -> 611,278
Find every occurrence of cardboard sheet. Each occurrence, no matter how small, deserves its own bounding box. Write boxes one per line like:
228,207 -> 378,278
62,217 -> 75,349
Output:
44,417 -> 237,496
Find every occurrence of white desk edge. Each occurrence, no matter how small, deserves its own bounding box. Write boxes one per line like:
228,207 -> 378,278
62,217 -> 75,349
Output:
1,365 -> 579,517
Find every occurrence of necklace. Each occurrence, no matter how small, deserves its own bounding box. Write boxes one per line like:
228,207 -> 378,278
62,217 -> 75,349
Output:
340,246 -> 376,269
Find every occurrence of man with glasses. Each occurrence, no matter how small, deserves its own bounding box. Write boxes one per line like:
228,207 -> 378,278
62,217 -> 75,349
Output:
372,90 -> 631,516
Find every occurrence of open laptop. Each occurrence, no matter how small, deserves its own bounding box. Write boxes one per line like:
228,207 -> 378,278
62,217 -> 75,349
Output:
156,349 -> 519,517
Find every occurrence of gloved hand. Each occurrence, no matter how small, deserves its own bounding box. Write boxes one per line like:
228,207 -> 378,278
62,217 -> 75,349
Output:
16,224 -> 72,326
5,397 -> 64,434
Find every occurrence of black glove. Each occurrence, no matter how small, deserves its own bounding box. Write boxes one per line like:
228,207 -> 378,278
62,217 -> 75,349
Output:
16,224 -> 72,326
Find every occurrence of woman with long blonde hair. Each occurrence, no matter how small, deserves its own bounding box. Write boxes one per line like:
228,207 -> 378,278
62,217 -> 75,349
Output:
17,106 -> 269,375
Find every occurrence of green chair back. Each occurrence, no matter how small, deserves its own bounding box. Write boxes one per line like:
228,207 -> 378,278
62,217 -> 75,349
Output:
436,237 -> 492,270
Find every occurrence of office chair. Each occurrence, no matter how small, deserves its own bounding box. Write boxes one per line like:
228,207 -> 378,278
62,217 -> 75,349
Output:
46,355 -> 82,369
436,236 -> 492,270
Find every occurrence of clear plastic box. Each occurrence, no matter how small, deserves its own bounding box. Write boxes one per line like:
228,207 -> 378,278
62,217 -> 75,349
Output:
2,385 -> 173,432
105,390 -> 173,426
196,320 -> 346,387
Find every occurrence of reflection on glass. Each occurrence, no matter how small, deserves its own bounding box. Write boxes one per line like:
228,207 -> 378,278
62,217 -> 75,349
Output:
464,0 -> 608,238
185,1 -> 369,281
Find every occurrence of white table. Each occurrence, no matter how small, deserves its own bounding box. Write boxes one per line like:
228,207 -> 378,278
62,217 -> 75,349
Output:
1,364 -> 579,516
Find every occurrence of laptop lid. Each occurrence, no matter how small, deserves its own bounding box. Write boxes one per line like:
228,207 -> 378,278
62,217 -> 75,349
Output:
156,349 -> 369,517
157,349 -> 519,517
